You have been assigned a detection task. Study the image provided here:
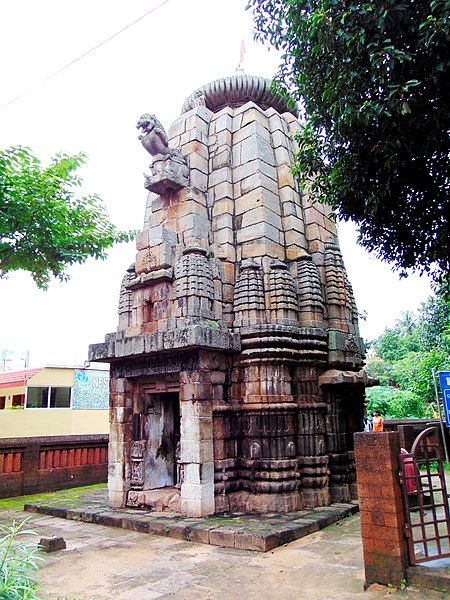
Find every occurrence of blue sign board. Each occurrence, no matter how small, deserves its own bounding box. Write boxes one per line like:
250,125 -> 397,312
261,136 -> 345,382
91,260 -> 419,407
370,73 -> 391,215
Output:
438,371 -> 450,426
72,369 -> 109,410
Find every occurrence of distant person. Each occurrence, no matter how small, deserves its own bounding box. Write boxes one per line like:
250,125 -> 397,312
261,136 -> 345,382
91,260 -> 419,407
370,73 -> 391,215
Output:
371,410 -> 384,432
363,416 -> 372,432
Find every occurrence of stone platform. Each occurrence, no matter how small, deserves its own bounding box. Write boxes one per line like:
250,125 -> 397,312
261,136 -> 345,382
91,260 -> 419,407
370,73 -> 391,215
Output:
24,487 -> 358,552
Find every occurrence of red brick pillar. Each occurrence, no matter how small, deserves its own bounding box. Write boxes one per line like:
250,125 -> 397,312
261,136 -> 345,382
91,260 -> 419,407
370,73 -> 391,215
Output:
354,431 -> 409,586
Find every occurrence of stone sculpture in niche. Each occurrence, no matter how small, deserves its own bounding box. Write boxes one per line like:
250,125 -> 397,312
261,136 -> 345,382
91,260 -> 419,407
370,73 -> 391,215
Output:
137,113 -> 189,194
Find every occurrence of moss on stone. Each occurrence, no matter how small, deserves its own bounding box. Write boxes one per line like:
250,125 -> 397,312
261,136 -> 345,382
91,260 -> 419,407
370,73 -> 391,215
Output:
0,484 -> 107,512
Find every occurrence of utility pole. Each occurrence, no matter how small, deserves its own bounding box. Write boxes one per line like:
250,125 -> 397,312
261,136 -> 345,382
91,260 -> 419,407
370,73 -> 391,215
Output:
432,367 -> 449,462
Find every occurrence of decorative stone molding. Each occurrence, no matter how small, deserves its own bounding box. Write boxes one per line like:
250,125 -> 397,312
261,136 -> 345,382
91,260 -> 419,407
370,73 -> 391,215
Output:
318,368 -> 375,386
118,264 -> 135,330
296,254 -> 325,326
268,260 -> 299,324
181,75 -> 297,116
233,259 -> 265,327
175,246 -> 215,319
324,241 -> 352,316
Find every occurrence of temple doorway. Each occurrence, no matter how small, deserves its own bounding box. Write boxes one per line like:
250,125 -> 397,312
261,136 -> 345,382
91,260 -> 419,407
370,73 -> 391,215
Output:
142,391 -> 180,489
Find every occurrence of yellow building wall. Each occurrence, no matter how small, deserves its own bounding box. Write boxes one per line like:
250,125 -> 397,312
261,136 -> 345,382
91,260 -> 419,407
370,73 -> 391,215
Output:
0,409 -> 109,438
28,368 -> 74,387
0,368 -> 74,409
0,367 -> 110,437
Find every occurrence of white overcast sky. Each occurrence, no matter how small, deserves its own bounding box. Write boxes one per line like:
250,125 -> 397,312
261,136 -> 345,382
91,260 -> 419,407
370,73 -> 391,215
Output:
0,0 -> 432,368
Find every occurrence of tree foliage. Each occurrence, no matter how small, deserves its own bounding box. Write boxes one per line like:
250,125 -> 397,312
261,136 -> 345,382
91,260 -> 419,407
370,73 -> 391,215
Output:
375,323 -> 420,361
0,146 -> 132,289
419,288 -> 450,350
366,386 -> 427,419
365,288 -> 450,417
249,0 -> 450,283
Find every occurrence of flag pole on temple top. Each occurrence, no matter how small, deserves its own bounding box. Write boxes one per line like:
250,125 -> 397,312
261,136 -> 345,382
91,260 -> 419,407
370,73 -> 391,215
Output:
236,40 -> 246,74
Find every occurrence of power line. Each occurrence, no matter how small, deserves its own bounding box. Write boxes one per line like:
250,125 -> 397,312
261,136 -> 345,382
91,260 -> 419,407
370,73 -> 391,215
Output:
1,0 -> 171,111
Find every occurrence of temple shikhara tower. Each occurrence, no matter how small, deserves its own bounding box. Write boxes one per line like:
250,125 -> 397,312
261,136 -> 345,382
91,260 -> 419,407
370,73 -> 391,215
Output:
89,75 -> 369,517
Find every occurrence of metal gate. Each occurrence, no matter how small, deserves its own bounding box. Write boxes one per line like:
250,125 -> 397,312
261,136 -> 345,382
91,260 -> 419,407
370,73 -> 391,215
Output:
398,426 -> 450,564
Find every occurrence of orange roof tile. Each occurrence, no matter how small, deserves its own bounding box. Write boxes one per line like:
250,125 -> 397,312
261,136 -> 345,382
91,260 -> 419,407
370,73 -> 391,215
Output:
0,368 -> 43,390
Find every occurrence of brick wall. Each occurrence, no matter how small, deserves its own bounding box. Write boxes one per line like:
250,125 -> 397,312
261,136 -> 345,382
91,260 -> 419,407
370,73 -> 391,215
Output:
354,431 -> 409,586
0,434 -> 108,499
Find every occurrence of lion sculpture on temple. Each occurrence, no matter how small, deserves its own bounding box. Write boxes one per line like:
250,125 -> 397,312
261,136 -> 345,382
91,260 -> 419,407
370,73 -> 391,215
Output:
137,114 -> 172,158
137,113 -> 189,191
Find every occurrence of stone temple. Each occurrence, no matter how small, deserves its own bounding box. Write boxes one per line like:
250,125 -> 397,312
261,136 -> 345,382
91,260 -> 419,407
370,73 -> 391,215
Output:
89,74 -> 370,518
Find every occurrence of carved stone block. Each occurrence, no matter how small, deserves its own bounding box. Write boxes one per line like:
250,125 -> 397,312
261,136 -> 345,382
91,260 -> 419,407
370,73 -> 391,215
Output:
145,157 -> 189,194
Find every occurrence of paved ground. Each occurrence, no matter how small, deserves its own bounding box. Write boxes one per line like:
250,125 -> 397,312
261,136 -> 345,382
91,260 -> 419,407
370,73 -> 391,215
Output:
0,505 -> 448,600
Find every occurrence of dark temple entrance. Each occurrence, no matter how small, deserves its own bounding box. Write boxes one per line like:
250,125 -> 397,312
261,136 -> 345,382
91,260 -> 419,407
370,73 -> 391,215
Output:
137,390 -> 180,489
146,392 -> 180,488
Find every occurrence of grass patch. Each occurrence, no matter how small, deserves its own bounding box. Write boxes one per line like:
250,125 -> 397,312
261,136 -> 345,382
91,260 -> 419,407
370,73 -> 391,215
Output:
201,515 -> 246,527
0,518 -> 42,599
0,484 -> 107,512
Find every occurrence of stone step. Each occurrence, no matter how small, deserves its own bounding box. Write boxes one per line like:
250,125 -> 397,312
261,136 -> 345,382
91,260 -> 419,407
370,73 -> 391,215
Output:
24,498 -> 358,552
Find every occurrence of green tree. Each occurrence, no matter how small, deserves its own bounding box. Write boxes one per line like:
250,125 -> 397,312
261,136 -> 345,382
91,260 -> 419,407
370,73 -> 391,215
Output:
418,286 -> 450,351
389,389 -> 427,419
396,311 -> 417,337
366,386 -> 426,419
365,287 -> 449,417
0,146 -> 132,289
365,355 -> 394,385
392,348 -> 448,404
249,0 -> 450,283
375,320 -> 420,361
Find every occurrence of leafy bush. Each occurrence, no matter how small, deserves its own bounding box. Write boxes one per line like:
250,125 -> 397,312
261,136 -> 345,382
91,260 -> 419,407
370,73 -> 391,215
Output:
366,386 -> 428,419
365,386 -> 392,416
0,518 -> 42,600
